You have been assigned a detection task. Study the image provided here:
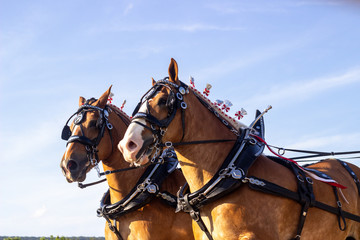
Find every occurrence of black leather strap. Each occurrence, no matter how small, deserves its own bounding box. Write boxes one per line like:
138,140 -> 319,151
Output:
337,159 -> 360,195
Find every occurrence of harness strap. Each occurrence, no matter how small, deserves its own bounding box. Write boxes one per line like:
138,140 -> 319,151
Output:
107,219 -> 123,240
281,159 -> 315,240
337,159 -> 360,195
183,194 -> 214,240
246,176 -> 360,223
78,178 -> 107,189
333,186 -> 347,231
162,139 -> 236,147
293,201 -> 310,240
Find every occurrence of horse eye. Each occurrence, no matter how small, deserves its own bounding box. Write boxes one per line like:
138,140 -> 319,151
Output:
88,120 -> 97,128
158,98 -> 167,105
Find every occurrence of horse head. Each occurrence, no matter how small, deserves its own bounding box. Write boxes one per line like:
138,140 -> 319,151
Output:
60,86 -> 115,182
119,58 -> 190,166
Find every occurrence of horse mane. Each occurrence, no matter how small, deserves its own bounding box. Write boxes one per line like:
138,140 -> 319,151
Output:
107,103 -> 131,126
190,86 -> 248,130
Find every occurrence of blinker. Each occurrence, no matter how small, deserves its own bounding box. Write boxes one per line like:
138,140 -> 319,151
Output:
132,102 -> 141,117
61,125 -> 72,140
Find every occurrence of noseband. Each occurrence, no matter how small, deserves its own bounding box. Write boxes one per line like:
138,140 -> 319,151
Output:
61,98 -> 114,175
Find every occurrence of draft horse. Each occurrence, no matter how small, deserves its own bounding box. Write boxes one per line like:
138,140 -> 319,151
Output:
119,58 -> 360,240
60,86 -> 194,240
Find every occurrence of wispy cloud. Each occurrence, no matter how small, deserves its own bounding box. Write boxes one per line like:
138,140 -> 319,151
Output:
206,2 -> 287,14
88,23 -> 244,34
293,0 -> 344,7
123,3 -> 134,16
287,133 -> 360,150
193,37 -> 314,81
243,67 -> 360,107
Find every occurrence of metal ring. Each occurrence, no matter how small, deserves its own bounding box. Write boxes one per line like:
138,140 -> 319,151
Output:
181,102 -> 187,109
160,129 -> 166,136
249,137 -> 257,145
165,141 -> 173,147
306,177 -> 313,184
297,175 -> 304,182
176,92 -> 183,100
278,148 -> 286,155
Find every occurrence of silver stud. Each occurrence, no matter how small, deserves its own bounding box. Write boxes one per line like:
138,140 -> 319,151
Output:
179,87 -> 186,95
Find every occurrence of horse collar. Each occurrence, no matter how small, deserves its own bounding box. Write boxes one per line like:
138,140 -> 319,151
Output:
97,148 -> 179,236
175,112 -> 265,240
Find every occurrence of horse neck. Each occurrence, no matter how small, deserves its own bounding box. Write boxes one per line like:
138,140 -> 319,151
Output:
101,108 -> 146,202
172,92 -> 238,192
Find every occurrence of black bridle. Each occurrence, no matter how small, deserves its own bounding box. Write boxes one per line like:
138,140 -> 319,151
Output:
130,77 -> 190,163
130,78 -> 238,164
61,98 -> 118,178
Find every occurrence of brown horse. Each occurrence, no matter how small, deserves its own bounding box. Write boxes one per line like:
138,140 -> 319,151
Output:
119,58 -> 360,240
60,86 -> 194,240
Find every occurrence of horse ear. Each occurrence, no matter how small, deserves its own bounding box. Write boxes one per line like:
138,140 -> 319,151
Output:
152,77 -> 156,86
168,58 -> 180,85
98,85 -> 112,107
79,97 -> 86,106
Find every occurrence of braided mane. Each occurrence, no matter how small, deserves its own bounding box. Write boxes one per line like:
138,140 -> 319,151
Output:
190,86 -> 247,130
108,103 -> 131,126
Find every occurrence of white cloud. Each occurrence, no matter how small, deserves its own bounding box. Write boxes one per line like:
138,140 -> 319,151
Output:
33,205 -> 47,218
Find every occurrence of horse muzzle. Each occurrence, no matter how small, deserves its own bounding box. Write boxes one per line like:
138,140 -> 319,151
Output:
61,158 -> 89,183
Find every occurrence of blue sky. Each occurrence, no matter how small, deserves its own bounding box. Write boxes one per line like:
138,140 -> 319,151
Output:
1,0 -> 360,237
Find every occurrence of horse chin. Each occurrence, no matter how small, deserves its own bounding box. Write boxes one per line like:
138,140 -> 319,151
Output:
134,155 -> 150,167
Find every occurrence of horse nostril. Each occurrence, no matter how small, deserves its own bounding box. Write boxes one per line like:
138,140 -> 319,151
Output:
128,141 -> 138,151
67,160 -> 78,172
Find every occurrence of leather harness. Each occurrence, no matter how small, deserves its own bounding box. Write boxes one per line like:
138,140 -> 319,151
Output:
131,78 -> 360,240
61,99 -> 179,240
97,148 -> 179,239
